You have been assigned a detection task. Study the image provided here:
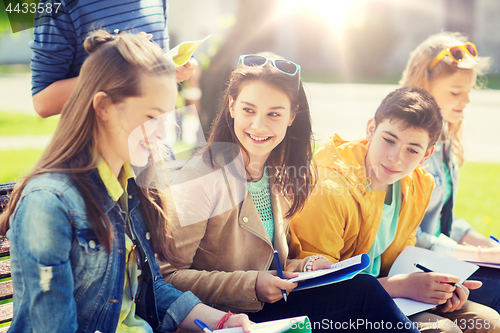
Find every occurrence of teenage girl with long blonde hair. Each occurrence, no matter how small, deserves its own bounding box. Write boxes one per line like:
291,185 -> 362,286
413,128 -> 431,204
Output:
400,31 -> 500,313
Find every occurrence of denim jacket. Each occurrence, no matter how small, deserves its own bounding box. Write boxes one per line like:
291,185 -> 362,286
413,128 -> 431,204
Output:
416,140 -> 473,256
7,170 -> 200,333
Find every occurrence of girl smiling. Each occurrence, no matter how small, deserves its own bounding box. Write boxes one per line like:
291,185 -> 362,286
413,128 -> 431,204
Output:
159,52 -> 419,332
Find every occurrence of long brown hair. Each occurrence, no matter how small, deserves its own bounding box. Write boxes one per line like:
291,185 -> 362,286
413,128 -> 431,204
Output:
399,31 -> 490,166
0,30 -> 179,263
208,52 -> 316,218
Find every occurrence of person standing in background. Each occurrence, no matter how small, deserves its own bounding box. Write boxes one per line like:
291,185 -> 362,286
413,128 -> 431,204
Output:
30,0 -> 197,118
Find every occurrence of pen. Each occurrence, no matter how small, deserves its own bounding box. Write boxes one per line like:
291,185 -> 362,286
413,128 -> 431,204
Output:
194,319 -> 213,333
414,263 -> 457,286
490,235 -> 500,243
273,250 -> 288,302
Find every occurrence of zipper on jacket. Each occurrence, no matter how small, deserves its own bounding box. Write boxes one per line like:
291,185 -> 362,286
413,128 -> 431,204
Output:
239,225 -> 274,270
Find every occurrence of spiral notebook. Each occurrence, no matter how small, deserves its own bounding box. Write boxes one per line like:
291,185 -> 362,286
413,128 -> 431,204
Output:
288,253 -> 370,291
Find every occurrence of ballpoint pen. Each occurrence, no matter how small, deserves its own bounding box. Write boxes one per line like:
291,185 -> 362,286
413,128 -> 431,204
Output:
194,319 -> 213,333
274,250 -> 288,302
414,263 -> 458,287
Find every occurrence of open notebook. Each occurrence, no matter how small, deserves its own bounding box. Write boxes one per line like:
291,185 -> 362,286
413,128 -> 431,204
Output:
288,253 -> 370,291
388,246 -> 479,316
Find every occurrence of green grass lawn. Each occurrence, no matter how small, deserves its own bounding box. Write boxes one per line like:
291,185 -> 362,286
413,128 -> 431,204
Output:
0,111 -> 499,236
0,111 -> 59,136
455,162 -> 500,237
0,148 -> 44,183
2,149 -> 499,236
0,111 -> 58,182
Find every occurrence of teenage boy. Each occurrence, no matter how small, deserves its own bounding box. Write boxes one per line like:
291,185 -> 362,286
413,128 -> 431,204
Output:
289,87 -> 500,333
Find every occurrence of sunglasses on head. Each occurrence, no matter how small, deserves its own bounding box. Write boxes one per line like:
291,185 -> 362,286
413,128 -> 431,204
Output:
428,42 -> 478,71
237,54 -> 301,89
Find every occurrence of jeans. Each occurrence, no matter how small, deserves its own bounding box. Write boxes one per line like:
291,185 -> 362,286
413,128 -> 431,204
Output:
469,267 -> 500,314
248,274 -> 419,332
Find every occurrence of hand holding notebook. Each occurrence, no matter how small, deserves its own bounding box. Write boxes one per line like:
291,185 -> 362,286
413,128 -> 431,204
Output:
288,253 -> 370,291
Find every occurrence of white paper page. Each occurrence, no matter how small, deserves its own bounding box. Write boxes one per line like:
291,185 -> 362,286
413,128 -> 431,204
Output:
288,254 -> 363,283
389,246 -> 478,278
213,316 -> 308,333
392,298 -> 435,316
388,247 -> 479,316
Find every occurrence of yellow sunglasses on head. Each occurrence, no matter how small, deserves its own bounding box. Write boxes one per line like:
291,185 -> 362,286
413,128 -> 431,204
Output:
428,42 -> 478,71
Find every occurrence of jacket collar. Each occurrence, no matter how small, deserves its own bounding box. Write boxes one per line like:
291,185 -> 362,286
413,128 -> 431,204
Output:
97,159 -> 135,202
88,168 -> 140,215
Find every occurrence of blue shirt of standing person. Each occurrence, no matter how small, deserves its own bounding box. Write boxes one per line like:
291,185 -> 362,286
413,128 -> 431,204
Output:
30,0 -> 197,118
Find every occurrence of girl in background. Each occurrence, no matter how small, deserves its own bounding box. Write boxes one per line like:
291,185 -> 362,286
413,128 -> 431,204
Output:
0,30 -> 250,333
400,31 -> 500,313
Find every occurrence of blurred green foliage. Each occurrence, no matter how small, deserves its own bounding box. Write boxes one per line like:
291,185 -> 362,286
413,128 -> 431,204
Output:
2,0 -> 38,33
0,0 -> 10,34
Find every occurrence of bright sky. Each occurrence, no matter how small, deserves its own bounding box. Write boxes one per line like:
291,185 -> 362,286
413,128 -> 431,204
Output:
278,0 -> 370,31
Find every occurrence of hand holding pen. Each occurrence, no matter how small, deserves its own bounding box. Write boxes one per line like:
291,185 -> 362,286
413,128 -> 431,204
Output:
254,251 -> 298,303
274,250 -> 288,302
255,268 -> 298,303
414,263 -> 458,286
413,263 -> 482,313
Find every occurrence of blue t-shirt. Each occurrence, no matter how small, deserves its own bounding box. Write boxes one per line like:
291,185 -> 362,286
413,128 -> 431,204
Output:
30,0 -> 169,95
363,180 -> 402,277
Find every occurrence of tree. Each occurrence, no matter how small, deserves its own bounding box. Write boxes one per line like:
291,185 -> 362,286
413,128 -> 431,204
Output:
0,1 -> 12,35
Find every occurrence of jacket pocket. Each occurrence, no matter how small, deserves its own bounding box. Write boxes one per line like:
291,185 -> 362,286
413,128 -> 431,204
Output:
76,228 -> 104,254
72,228 -> 108,282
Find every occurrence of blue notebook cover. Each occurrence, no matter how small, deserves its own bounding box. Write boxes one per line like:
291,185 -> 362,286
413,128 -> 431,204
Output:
291,253 -> 370,291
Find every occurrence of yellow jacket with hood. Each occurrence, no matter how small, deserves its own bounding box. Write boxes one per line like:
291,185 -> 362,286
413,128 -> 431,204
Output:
289,134 -> 435,277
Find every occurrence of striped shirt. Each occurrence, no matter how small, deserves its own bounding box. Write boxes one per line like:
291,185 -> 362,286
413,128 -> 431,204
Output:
30,0 -> 169,95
